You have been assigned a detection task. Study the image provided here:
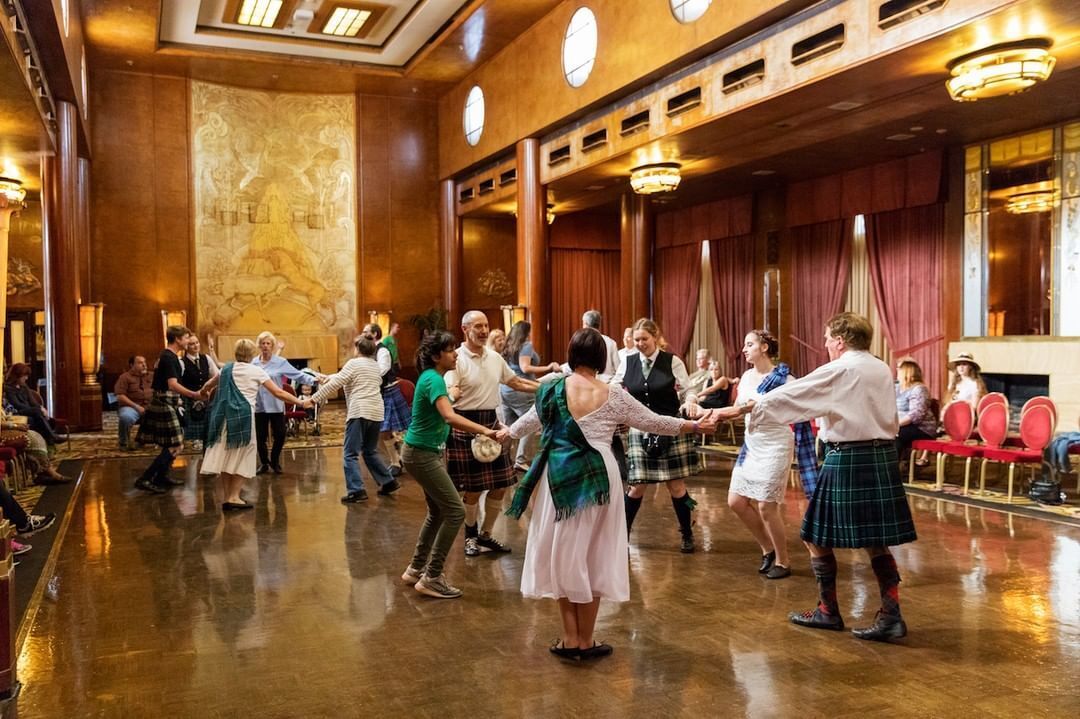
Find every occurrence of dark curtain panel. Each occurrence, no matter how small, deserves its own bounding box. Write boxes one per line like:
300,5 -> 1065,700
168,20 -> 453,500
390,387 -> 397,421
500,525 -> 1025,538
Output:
867,204 -> 946,398
655,242 -> 703,360
789,220 -> 850,375
550,248 -> 621,363
709,234 -> 755,372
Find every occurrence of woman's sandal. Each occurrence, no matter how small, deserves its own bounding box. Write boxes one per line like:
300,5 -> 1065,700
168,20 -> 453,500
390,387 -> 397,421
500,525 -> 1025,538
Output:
579,642 -> 613,660
549,640 -> 580,660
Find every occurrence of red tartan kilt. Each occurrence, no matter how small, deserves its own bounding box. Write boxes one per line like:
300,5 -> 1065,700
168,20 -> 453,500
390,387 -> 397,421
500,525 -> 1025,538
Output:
446,409 -> 516,492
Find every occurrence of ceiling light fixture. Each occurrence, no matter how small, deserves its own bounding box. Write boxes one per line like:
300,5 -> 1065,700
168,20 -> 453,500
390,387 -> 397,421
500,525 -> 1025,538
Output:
511,204 -> 557,225
237,0 -> 283,28
630,163 -> 682,194
946,39 -> 1056,102
1005,189 -> 1057,214
0,177 -> 27,205
323,7 -> 372,37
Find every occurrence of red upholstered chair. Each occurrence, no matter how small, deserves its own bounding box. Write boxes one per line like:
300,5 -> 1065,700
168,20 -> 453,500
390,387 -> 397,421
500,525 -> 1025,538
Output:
958,402 -> 1010,495
1021,396 -> 1057,425
281,383 -> 308,437
978,405 -> 1056,503
397,378 -> 416,407
908,400 -> 974,489
976,392 -> 1007,417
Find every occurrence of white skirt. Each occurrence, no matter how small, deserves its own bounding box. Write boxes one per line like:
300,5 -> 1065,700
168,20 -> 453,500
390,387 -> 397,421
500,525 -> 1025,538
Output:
729,423 -> 793,504
200,416 -> 258,479
520,470 -> 629,604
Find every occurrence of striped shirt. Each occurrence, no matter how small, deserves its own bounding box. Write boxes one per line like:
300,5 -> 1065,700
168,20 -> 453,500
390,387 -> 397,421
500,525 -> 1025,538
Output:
310,357 -> 384,422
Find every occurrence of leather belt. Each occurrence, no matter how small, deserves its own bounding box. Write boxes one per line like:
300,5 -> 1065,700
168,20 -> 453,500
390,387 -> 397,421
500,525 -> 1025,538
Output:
825,439 -> 893,451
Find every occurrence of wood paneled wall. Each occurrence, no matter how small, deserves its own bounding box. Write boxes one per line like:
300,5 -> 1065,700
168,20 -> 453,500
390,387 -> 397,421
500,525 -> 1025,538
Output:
89,71 -> 442,382
461,217 -> 517,330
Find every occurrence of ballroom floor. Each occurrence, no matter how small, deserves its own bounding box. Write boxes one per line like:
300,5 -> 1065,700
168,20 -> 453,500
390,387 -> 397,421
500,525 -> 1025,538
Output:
15,447 -> 1080,718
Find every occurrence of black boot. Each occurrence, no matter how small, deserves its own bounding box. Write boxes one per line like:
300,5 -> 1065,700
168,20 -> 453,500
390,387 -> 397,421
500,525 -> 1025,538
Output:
670,493 -> 696,553
624,494 -> 643,535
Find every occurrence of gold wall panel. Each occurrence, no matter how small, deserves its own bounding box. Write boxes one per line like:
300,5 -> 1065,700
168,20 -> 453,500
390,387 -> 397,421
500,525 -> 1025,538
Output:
191,81 -> 357,365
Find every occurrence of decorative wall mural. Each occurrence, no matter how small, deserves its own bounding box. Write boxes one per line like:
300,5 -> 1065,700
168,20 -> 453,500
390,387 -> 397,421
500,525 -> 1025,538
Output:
191,81 -> 357,362
477,268 -> 513,299
6,257 -> 41,296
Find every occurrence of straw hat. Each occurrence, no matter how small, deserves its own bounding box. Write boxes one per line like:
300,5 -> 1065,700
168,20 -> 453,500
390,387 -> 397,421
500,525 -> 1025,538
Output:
948,351 -> 980,371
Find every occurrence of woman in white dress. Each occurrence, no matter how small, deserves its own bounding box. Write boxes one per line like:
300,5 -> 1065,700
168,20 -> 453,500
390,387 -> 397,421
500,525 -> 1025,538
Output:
726,330 -> 812,580
506,329 -> 717,661
199,339 -> 305,512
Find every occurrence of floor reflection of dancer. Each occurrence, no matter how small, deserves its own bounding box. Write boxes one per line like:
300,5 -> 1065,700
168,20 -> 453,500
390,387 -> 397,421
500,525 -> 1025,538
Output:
716,313 -> 917,641
508,329 -> 716,660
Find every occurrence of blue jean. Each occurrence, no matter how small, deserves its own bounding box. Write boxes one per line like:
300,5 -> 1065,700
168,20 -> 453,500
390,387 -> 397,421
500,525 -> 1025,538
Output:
500,390 -> 534,465
344,417 -> 393,493
1044,432 -> 1080,474
118,406 -> 142,445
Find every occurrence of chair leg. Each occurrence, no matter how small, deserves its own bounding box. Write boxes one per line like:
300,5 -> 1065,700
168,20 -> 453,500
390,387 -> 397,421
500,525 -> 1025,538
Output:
963,457 -> 973,494
936,453 -> 946,491
908,455 -> 916,486
1006,463 -> 1016,504
979,459 -> 990,496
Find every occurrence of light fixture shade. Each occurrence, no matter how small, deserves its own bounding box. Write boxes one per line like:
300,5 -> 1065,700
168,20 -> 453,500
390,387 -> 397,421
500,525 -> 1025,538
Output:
161,309 -> 188,346
946,39 -> 1056,102
1005,189 -> 1057,214
367,310 -> 393,337
500,305 -> 527,330
630,163 -> 682,194
79,303 -> 104,383
0,177 -> 26,206
512,204 -> 557,225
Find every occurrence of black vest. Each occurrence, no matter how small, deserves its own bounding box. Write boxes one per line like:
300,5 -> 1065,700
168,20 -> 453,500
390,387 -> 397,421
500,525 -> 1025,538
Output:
622,352 -> 679,417
379,343 -> 398,390
181,354 -> 211,393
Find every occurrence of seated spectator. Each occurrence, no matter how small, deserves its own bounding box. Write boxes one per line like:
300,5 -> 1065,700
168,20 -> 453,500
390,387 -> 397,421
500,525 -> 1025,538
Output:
115,355 -> 152,450
895,358 -> 937,458
0,414 -> 69,484
687,349 -> 712,391
0,478 -> 56,558
698,361 -> 736,409
3,363 -> 59,446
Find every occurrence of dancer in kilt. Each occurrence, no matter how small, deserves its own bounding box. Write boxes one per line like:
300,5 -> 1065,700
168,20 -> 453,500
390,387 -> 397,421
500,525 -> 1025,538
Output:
180,335 -> 218,449
611,319 -> 703,553
444,311 -> 538,557
134,325 -> 205,494
723,312 -> 917,641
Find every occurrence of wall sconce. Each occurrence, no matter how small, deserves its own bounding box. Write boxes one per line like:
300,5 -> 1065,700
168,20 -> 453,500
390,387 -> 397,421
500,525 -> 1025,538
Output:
0,177 -> 27,207
1005,189 -> 1057,214
630,163 -> 682,194
79,303 -> 104,384
946,39 -> 1056,102
511,204 -> 557,225
160,309 -> 188,346
500,304 -> 527,330
367,310 -> 393,337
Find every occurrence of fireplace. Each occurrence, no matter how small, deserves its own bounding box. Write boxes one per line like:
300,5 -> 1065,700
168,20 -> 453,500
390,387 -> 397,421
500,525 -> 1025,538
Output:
982,373 -> 1049,430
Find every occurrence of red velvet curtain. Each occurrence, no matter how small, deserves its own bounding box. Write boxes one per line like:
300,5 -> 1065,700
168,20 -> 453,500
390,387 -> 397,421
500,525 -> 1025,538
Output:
709,234 -> 755,372
867,204 -> 945,398
789,220 -> 850,376
655,242 -> 702,360
550,248 -> 621,363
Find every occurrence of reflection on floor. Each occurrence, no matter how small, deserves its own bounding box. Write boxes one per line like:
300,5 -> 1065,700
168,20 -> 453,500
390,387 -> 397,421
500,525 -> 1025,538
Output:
16,448 -> 1080,718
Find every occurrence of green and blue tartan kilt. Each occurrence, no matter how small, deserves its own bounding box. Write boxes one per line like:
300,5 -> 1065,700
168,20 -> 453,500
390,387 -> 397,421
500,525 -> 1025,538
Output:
446,409 -> 516,492
183,397 -> 208,444
380,384 -> 411,433
136,391 -> 185,448
800,442 -> 917,548
626,428 -> 700,484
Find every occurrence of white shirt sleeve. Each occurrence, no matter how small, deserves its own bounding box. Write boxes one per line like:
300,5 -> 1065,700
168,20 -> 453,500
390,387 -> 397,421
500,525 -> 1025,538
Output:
670,355 -> 694,401
377,347 -> 392,376
610,355 -> 627,386
748,363 -> 842,431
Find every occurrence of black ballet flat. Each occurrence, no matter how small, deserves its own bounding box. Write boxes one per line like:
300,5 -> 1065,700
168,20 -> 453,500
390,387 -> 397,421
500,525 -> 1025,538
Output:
758,551 -> 776,574
579,642 -> 613,660
222,501 -> 254,512
549,640 -> 580,661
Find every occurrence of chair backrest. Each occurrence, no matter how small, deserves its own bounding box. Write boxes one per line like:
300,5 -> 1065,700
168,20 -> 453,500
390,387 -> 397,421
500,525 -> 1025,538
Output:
398,378 -> 416,407
1019,405 -> 1055,451
976,392 -> 1007,418
941,400 -> 975,442
977,402 -> 1009,449
1021,396 -> 1057,426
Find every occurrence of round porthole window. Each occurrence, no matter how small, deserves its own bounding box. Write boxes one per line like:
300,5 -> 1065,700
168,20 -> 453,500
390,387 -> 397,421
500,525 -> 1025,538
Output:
562,7 -> 598,88
670,0 -> 711,24
463,85 -> 485,146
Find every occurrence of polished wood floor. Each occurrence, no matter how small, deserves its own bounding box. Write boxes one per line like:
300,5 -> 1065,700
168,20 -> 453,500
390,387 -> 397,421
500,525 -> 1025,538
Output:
16,447 -> 1080,718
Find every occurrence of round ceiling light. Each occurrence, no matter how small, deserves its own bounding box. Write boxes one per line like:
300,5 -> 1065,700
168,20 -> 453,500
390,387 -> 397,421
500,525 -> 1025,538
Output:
630,163 -> 682,194
946,39 -> 1056,102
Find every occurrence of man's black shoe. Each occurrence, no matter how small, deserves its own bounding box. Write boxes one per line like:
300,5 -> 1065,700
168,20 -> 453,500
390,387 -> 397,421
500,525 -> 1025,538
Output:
852,612 -> 907,642
157,475 -> 185,487
476,533 -> 511,553
135,478 -> 166,494
680,536 -> 695,553
377,479 -> 401,496
341,489 -> 369,503
257,464 -> 271,475
271,464 -> 283,474
789,606 -> 845,631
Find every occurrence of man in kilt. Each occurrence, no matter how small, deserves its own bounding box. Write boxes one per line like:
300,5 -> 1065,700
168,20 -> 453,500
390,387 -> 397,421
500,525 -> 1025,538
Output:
734,312 -> 917,642
180,335 -> 218,450
444,311 -> 538,556
135,325 -> 206,494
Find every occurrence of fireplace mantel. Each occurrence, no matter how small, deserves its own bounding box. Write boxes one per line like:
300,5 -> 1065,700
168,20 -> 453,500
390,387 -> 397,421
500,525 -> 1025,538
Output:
949,339 -> 1080,431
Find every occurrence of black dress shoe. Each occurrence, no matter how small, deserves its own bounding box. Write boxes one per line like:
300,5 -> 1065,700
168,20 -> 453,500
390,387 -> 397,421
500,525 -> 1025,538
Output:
157,475 -> 185,487
852,612 -> 907,642
222,501 -> 254,511
256,464 -> 271,475
758,551 -> 776,574
271,464 -> 283,474
341,490 -> 369,503
680,536 -> 695,553
377,479 -> 401,496
789,607 -> 845,631
549,641 -> 580,661
579,642 -> 613,660
135,478 -> 166,494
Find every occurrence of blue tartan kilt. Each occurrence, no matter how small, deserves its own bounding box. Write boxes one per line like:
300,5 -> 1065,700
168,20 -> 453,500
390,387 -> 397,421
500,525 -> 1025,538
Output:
801,442 -> 917,548
381,384 -> 411,432
183,397 -> 208,443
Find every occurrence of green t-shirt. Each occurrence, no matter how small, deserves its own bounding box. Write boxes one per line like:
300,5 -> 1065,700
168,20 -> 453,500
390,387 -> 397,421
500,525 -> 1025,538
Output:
381,336 -> 399,365
404,368 -> 450,452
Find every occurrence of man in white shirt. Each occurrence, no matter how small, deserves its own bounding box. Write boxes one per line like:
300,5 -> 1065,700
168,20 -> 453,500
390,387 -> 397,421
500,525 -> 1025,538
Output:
616,326 -> 636,366
725,312 -> 916,642
445,311 -> 538,556
582,310 -> 620,380
686,348 -> 712,394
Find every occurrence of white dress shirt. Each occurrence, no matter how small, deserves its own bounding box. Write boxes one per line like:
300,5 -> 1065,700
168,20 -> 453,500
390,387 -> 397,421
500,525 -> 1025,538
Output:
444,344 -> 517,411
610,348 -> 695,401
747,350 -> 898,442
600,334 -> 620,379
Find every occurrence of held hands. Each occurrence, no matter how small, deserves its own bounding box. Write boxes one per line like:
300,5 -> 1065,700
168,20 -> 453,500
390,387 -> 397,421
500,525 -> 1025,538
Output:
709,405 -> 744,421
680,401 -> 704,419
490,427 -> 510,443
696,411 -> 719,434
548,362 -> 562,373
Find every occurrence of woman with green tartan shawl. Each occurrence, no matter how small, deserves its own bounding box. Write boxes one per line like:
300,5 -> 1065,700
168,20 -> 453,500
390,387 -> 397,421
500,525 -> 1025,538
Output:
506,329 -> 716,661
199,339 -> 305,511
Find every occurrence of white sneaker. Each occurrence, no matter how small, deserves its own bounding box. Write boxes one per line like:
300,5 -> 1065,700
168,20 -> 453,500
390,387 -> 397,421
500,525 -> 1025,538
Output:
415,573 -> 463,599
401,565 -> 423,585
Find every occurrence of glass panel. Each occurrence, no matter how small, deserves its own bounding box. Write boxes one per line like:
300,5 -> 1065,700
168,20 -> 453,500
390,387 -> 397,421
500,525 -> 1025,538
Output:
563,8 -> 598,88
671,0 -> 711,23
986,129 -> 1055,335
763,267 -> 780,340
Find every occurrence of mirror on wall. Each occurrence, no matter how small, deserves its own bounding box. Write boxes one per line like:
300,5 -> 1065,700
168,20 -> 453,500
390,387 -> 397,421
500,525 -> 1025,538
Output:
763,267 -> 780,339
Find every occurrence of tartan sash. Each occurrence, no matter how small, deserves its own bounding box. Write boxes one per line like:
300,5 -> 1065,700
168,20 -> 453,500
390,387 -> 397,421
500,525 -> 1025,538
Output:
506,377 -> 610,522
206,363 -> 253,450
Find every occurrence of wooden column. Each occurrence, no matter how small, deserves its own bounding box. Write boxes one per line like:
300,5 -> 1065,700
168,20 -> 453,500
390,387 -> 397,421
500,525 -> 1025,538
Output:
439,178 -> 463,332
515,138 -> 549,359
0,202 -> 16,405
620,191 -> 653,329
76,157 -> 101,430
41,101 -> 84,428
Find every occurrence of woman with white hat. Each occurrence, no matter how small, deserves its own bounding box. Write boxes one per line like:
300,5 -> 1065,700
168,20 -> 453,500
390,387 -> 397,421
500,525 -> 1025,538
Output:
947,352 -> 986,408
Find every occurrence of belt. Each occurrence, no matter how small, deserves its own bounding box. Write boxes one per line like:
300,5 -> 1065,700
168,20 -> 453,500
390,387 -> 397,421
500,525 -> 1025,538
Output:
825,439 -> 893,451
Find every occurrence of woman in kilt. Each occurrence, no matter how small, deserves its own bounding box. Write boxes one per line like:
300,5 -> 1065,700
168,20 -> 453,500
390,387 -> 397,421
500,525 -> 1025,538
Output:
134,325 -> 206,494
180,335 -> 218,449
611,319 -> 703,553
363,323 -> 411,476
722,312 -> 917,642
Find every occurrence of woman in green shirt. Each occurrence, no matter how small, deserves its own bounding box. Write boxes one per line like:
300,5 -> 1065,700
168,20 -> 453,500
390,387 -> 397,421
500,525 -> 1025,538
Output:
401,330 -> 508,599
